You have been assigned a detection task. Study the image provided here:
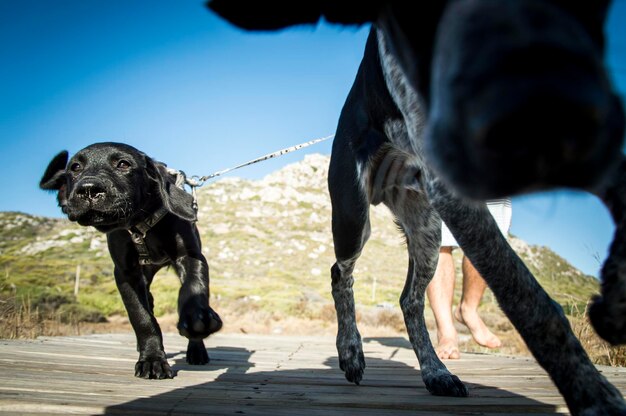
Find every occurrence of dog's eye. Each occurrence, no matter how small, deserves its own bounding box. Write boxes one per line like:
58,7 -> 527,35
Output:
117,160 -> 131,170
70,163 -> 82,172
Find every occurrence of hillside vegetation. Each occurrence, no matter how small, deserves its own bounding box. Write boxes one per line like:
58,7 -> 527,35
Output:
1,154 -> 622,365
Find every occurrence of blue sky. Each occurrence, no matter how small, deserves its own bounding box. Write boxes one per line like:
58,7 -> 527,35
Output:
1,0 -> 625,278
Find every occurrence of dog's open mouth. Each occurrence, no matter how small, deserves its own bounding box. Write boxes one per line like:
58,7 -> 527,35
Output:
67,207 -> 125,227
64,193 -> 133,227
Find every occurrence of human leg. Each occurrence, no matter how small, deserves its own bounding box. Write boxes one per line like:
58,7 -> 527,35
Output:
454,255 -> 502,348
426,246 -> 460,359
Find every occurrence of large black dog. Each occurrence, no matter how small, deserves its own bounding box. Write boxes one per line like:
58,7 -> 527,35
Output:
40,142 -> 222,379
207,4 -> 626,415
334,28 -> 625,415
208,0 -> 626,352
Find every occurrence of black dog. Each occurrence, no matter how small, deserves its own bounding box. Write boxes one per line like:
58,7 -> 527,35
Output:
207,7 -> 626,415
208,0 -> 626,349
335,29 -> 625,415
40,142 -> 222,379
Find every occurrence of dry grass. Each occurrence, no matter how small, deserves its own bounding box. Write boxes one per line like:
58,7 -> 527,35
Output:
0,295 -> 121,339
569,305 -> 626,367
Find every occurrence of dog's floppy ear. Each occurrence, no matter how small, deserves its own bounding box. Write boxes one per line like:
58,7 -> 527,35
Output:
207,0 -> 379,30
40,151 -> 69,190
146,158 -> 197,222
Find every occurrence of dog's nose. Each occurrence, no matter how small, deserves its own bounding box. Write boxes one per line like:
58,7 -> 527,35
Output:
75,181 -> 107,202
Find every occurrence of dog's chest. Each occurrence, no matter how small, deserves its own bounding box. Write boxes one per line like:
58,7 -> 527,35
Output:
106,229 -> 171,268
128,231 -> 170,266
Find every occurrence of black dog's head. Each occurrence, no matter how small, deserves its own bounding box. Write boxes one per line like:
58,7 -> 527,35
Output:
208,0 -> 625,199
40,142 -> 196,232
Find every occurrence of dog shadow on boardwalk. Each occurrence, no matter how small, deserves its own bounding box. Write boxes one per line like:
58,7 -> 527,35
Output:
103,337 -> 560,415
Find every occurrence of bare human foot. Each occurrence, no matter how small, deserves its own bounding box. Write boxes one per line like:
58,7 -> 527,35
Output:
436,335 -> 460,360
454,305 -> 502,349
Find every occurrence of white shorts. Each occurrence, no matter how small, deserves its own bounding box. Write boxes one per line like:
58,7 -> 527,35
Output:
440,198 -> 512,248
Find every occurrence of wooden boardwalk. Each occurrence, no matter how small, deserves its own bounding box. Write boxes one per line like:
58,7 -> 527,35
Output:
0,333 -> 624,415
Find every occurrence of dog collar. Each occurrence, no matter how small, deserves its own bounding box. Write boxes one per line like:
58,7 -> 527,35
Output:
127,206 -> 169,265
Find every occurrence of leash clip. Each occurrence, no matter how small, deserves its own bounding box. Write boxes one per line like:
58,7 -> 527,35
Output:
185,176 -> 205,214
129,230 -> 146,242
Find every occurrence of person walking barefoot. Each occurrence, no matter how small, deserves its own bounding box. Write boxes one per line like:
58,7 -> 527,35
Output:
427,199 -> 511,359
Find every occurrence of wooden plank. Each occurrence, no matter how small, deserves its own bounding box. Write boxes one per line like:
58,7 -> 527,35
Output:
0,333 -> 622,415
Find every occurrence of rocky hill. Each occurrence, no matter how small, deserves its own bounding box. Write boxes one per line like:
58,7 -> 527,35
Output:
0,153 -> 608,359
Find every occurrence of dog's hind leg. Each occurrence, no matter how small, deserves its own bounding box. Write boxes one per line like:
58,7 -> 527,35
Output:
328,138 -> 371,385
385,190 -> 468,397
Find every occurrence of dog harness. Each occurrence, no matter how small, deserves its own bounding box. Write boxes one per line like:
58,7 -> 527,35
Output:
127,206 -> 169,266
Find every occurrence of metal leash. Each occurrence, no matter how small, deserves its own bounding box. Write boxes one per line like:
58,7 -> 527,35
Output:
183,134 -> 334,211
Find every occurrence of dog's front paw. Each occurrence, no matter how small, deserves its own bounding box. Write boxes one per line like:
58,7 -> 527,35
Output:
134,357 -> 174,379
423,370 -> 468,397
178,305 -> 223,340
337,332 -> 366,385
186,339 -> 209,365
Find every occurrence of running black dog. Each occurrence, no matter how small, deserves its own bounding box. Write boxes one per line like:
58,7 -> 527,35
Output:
208,3 -> 626,414
40,142 -> 222,379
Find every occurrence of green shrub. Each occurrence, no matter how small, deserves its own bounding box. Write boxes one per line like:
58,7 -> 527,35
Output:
77,291 -> 125,316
